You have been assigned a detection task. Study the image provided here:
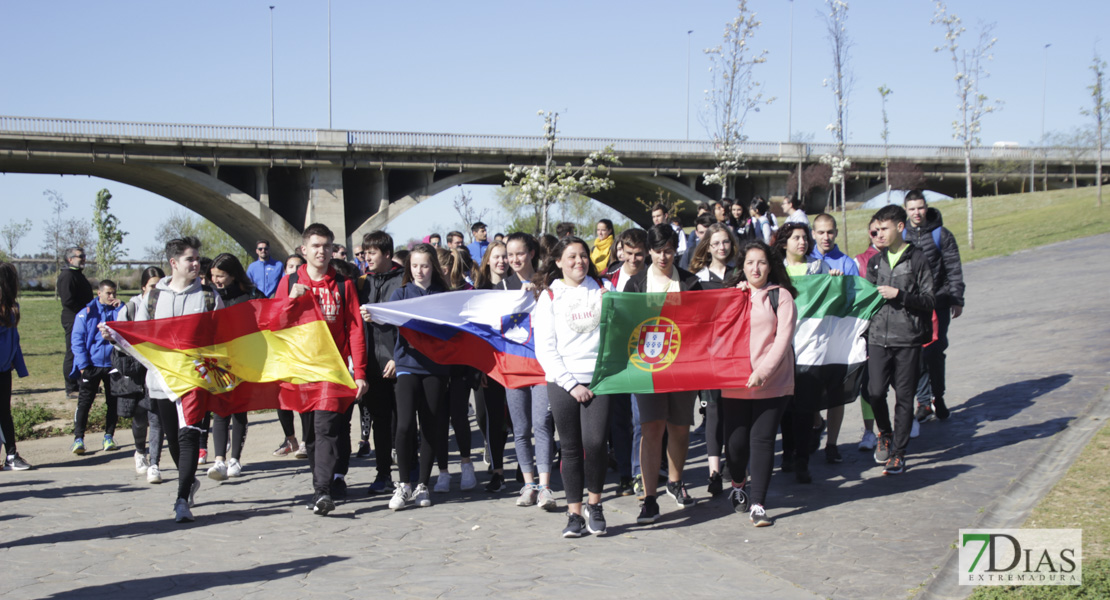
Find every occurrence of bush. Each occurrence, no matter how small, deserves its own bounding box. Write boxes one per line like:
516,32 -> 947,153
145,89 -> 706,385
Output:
12,401 -> 59,440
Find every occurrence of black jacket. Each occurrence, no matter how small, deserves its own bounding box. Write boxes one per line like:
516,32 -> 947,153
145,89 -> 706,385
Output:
359,265 -> 405,373
57,267 -> 93,324
624,267 -> 703,293
904,207 -> 965,307
217,286 -> 265,308
866,243 -> 936,348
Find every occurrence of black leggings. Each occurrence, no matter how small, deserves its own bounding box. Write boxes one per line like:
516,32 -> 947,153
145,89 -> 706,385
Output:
438,372 -> 474,469
548,384 -> 610,505
703,390 -> 725,466
212,412 -> 248,460
0,370 -> 16,456
277,409 -> 297,438
722,396 -> 787,507
395,374 -> 445,486
154,397 -> 202,501
130,405 -> 149,454
476,381 -> 507,471
362,376 -> 397,480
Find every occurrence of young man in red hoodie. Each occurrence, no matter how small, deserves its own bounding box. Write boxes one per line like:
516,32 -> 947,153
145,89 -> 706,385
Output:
276,223 -> 368,515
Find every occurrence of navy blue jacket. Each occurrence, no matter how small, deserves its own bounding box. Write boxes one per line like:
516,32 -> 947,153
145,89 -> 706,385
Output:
390,282 -> 449,376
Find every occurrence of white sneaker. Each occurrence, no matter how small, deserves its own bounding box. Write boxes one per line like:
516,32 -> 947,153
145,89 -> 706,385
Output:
460,462 -> 477,491
294,442 -> 308,459
433,471 -> 451,493
174,498 -> 194,523
910,419 -> 920,439
858,430 -> 878,451
389,484 -> 412,511
188,478 -> 201,508
414,483 -> 432,507
537,486 -> 557,511
134,451 -> 149,475
516,484 -> 538,506
147,465 -> 162,484
207,460 -> 228,481
227,458 -> 242,478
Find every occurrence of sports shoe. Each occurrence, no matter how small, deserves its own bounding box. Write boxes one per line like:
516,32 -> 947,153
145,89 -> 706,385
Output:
433,471 -> 451,493
294,442 -> 308,459
356,440 -> 371,458
749,504 -> 773,527
174,498 -> 194,523
389,484 -> 413,510
485,472 -> 505,493
272,439 -> 294,457
915,403 -> 936,423
313,493 -> 336,516
934,397 -> 951,420
858,430 -> 878,451
707,471 -> 724,496
562,512 -> 586,538
330,477 -> 348,500
197,449 -> 207,465
227,458 -> 242,478
134,451 -> 149,474
103,435 -> 118,451
910,419 -> 920,439
537,486 -> 557,511
632,474 -> 645,500
825,445 -> 843,464
71,438 -> 86,455
728,485 -> 749,514
367,476 -> 391,495
460,462 -> 477,491
5,453 -> 31,471
665,480 -> 695,508
617,476 -> 636,497
585,503 -> 606,535
188,478 -> 201,507
883,455 -> 906,475
147,464 -> 162,484
414,483 -> 432,507
636,496 -> 660,524
516,484 -> 538,507
874,433 -> 892,464
207,460 -> 228,481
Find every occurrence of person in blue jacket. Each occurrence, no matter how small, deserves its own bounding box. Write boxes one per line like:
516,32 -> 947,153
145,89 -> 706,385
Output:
809,213 -> 860,276
246,239 -> 285,298
0,262 -> 31,470
71,279 -> 124,455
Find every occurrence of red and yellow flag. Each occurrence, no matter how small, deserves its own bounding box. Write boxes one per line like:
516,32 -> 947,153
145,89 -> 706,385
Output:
107,295 -> 356,423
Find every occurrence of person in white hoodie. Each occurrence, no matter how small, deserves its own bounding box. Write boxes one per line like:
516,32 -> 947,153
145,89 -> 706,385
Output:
533,236 -> 614,539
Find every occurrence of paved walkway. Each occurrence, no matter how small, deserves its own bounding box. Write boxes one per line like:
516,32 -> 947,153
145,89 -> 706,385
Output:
3,234 -> 1109,599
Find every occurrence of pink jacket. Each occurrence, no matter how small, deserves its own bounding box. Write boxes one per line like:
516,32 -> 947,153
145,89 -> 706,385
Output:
721,284 -> 796,400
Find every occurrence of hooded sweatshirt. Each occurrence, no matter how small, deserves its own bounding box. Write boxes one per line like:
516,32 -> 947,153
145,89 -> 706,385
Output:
903,207 -> 965,306
71,298 -> 122,373
533,277 -> 609,392
276,264 -> 367,382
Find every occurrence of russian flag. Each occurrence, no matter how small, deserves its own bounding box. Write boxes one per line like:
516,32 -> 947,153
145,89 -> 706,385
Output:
364,289 -> 546,389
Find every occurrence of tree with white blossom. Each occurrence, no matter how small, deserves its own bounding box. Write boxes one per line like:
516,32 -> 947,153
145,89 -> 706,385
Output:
932,0 -> 1001,249
822,0 -> 852,248
504,110 -> 620,235
702,0 -> 773,199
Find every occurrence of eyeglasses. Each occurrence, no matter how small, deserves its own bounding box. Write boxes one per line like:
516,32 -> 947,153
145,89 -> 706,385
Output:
709,241 -> 730,248
256,247 -> 268,251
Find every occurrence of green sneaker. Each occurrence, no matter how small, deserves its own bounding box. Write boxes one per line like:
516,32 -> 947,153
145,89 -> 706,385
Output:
71,439 -> 86,455
633,474 -> 644,500
103,435 -> 118,451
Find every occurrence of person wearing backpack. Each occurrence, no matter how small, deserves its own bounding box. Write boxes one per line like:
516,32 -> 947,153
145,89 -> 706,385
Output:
118,267 -> 166,484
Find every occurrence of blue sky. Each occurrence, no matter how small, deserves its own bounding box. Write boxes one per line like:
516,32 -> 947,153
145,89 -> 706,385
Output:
2,0 -> 1106,256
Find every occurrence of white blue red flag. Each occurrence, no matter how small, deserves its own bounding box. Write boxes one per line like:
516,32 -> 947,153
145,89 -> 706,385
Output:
363,289 -> 546,389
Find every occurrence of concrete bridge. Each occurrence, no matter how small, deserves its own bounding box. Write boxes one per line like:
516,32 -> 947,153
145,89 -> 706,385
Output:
0,115 -> 1103,255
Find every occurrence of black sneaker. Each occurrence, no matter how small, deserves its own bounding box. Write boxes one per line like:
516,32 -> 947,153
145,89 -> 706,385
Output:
727,485 -> 749,513
485,472 -> 505,493
585,503 -> 607,535
794,462 -> 812,484
915,403 -> 936,423
356,441 -> 371,458
934,397 -> 950,420
874,433 -> 893,464
367,476 -> 390,495
329,477 -> 348,500
707,471 -> 723,496
665,480 -> 695,508
780,455 -> 795,473
5,453 -> 32,471
562,512 -> 586,538
617,476 -> 636,497
637,496 -> 660,524
883,455 -> 906,475
825,445 -> 843,464
313,493 -> 335,516
749,504 -> 773,527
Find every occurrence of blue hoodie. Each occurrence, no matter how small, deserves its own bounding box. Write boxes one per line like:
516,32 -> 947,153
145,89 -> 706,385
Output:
0,320 -> 28,377
809,244 -> 860,276
71,298 -> 122,374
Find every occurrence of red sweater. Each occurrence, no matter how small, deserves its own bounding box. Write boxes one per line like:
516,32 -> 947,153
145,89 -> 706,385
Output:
276,264 -> 367,382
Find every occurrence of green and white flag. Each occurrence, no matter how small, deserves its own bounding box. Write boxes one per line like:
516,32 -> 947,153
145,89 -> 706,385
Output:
790,275 -> 885,394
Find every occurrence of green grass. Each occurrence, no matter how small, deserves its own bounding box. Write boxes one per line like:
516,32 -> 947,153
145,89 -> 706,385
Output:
12,401 -> 58,439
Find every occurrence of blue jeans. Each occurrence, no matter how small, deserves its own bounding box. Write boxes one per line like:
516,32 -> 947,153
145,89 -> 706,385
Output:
631,394 -> 643,477
506,384 -> 553,475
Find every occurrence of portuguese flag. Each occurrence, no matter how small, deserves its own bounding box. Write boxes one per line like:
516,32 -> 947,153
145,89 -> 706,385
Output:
589,289 -> 752,395
107,295 -> 357,424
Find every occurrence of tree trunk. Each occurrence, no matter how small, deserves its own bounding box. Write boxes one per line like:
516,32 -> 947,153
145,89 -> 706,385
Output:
965,149 -> 975,249
1098,130 -> 1104,208
1072,164 -> 1077,189
840,178 -> 848,250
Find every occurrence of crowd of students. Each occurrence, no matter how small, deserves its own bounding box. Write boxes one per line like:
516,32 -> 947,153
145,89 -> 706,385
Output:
0,190 -> 964,535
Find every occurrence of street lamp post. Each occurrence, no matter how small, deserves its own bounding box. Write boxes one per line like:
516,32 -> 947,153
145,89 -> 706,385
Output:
328,0 -> 333,129
269,5 -> 275,128
1041,43 -> 1051,191
686,30 -> 692,140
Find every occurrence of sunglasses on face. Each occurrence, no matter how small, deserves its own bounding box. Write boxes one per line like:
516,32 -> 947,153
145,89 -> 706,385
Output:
869,231 -> 879,237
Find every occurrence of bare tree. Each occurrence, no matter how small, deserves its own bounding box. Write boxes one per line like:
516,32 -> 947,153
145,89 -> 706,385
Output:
878,85 -> 893,202
41,189 -> 93,269
0,219 -> 32,258
1047,128 -> 1093,188
932,1 -> 1002,249
451,188 -> 489,239
702,0 -> 773,199
976,159 -> 1025,195
822,0 -> 853,238
1082,50 -> 1109,207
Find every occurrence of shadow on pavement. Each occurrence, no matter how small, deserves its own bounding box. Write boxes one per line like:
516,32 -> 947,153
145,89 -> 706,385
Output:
0,482 -> 137,503
40,555 -> 349,599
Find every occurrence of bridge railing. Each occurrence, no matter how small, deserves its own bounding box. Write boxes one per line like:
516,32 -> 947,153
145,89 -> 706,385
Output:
0,115 -> 318,144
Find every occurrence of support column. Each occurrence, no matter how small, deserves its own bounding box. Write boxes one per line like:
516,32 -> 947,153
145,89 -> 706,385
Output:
373,169 -> 390,213
306,166 -> 346,242
255,167 -> 270,207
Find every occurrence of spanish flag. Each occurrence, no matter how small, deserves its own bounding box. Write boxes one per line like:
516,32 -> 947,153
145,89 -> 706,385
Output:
107,295 -> 357,424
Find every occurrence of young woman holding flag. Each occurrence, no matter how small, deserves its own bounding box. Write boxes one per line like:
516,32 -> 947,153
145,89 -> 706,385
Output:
472,241 -> 510,493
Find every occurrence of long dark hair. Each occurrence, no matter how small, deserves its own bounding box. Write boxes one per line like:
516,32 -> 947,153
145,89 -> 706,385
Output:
403,243 -> 450,290
536,236 -> 599,295
0,262 -> 20,327
210,253 -> 253,294
724,241 -> 797,299
139,266 -> 165,291
688,223 -> 739,273
772,222 -> 814,259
